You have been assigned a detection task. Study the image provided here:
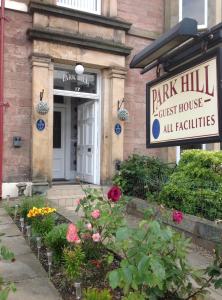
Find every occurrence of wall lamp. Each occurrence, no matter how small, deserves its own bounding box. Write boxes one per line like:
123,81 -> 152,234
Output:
117,98 -> 129,122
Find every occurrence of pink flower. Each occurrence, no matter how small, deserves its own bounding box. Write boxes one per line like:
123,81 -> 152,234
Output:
91,209 -> 100,219
107,186 -> 122,202
76,199 -> 81,205
66,224 -> 81,243
92,233 -> 101,242
172,210 -> 183,224
86,223 -> 92,230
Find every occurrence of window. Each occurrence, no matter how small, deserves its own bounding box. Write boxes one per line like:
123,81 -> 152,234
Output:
54,69 -> 97,94
56,0 -> 101,15
179,0 -> 208,29
176,144 -> 206,163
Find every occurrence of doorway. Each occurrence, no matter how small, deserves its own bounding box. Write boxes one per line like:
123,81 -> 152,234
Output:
52,95 -> 100,184
53,67 -> 101,184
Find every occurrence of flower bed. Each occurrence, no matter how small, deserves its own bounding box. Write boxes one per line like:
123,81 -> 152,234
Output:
6,188 -> 222,300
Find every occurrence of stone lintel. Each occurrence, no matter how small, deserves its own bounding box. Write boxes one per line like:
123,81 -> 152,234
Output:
28,27 -> 132,57
29,1 -> 132,32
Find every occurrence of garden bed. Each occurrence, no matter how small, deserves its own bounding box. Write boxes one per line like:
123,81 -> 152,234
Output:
6,186 -> 222,300
11,211 -> 122,300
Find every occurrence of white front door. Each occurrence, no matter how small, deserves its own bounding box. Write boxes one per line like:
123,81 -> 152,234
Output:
77,101 -> 96,183
53,107 -> 65,179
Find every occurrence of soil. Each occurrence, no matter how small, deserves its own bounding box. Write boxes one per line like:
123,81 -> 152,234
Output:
12,213 -> 123,300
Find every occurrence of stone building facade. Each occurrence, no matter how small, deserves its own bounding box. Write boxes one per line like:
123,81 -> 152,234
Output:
1,0 -> 220,197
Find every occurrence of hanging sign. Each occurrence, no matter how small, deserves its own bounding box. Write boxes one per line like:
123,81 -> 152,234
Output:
36,119 -> 45,131
114,123 -> 122,135
146,50 -> 222,148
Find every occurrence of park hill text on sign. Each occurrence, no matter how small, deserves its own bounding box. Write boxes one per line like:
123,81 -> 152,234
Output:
149,57 -> 219,144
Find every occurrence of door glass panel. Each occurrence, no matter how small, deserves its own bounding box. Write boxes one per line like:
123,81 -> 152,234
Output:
53,111 -> 62,148
54,69 -> 97,94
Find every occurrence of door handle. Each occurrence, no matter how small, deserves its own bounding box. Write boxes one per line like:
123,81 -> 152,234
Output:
88,148 -> 91,152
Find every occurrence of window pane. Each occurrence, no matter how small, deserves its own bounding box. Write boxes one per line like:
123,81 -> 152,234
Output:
53,111 -> 62,148
54,69 -> 97,94
182,0 -> 206,26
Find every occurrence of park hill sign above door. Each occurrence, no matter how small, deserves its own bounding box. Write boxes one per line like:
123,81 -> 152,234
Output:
146,49 -> 222,148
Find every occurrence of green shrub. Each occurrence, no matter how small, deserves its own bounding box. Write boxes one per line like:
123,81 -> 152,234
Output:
113,154 -> 173,200
31,214 -> 55,239
19,196 -> 45,220
45,223 -> 69,263
63,246 -> 85,281
160,150 -> 222,220
108,209 -> 222,299
83,288 -> 112,300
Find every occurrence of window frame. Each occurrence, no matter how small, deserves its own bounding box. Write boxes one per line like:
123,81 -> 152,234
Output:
56,0 -> 101,15
179,0 -> 208,29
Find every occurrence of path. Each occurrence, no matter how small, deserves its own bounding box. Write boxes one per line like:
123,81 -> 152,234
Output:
0,206 -> 62,300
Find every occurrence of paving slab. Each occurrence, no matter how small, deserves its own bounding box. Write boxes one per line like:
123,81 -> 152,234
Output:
0,235 -> 32,256
1,252 -> 47,281
0,222 -> 22,237
0,207 -> 8,216
0,215 -> 14,225
7,277 -> 62,300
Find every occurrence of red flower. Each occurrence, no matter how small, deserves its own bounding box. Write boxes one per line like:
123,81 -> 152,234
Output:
90,259 -> 101,269
107,186 -> 122,202
172,210 -> 183,224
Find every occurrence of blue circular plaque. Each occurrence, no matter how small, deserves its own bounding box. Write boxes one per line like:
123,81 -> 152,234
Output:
152,119 -> 160,139
114,123 -> 122,135
36,119 -> 45,131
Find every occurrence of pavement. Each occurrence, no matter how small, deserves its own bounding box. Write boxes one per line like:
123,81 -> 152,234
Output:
0,206 -> 62,300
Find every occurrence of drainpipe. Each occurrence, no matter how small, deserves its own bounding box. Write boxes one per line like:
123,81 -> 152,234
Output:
0,0 -> 5,199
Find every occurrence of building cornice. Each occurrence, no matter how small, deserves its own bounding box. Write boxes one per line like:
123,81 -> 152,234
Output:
29,1 -> 132,32
27,27 -> 132,56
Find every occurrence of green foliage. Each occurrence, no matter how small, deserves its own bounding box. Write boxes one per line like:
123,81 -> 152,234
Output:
19,196 -> 45,220
83,288 -> 112,300
45,223 -> 69,263
0,241 -> 16,300
63,246 -> 85,281
31,214 -> 55,239
160,150 -> 222,220
108,209 -> 215,299
113,154 -> 173,200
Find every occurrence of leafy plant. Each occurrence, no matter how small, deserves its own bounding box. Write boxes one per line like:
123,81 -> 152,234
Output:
113,154 -> 173,200
75,187 -> 128,248
0,238 -> 16,300
63,246 -> 85,281
45,223 -> 69,263
31,213 -> 55,239
19,196 -> 45,220
83,288 -> 112,300
108,209 -> 222,300
160,150 -> 222,220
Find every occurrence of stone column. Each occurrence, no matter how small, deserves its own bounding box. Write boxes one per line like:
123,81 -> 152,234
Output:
31,55 -> 53,193
108,67 -> 127,178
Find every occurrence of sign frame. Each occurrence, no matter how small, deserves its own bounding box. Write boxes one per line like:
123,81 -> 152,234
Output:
146,47 -> 222,148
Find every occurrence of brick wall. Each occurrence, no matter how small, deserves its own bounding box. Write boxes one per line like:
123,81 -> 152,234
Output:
118,0 -> 165,160
118,0 -> 164,33
3,10 -> 32,182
